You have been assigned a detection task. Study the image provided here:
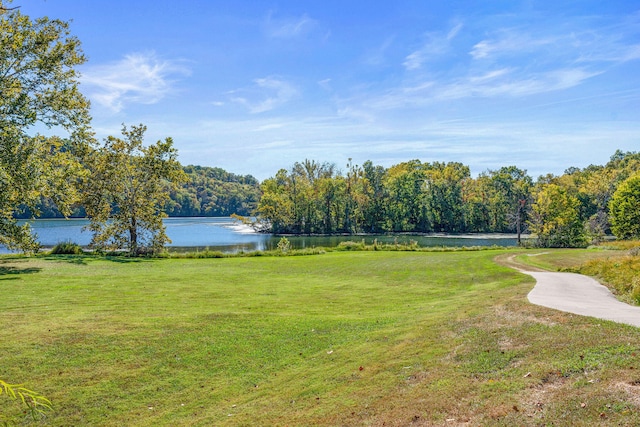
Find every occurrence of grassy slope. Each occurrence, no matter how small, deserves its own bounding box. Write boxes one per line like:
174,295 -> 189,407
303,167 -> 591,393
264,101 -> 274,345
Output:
1,250 -> 640,426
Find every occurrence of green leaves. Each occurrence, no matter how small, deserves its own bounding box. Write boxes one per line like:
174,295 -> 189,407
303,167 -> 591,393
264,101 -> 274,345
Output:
609,174 -> 640,239
83,124 -> 186,256
0,6 -> 91,251
0,379 -> 53,423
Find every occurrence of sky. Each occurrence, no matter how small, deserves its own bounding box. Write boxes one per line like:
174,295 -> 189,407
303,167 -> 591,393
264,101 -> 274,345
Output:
18,0 -> 640,180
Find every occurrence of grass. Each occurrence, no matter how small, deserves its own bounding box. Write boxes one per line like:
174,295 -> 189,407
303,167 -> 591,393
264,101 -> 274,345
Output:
1,249 -> 640,425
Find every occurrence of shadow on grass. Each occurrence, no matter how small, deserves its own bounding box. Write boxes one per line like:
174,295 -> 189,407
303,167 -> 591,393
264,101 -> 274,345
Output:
42,254 -> 90,265
102,256 -> 148,263
41,254 -> 149,264
0,262 -> 42,278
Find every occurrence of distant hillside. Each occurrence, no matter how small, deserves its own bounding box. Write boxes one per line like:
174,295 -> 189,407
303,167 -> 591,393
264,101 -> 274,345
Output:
15,165 -> 261,219
165,165 -> 260,217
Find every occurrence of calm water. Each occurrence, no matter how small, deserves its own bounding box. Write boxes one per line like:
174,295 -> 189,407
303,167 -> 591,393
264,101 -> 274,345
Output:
1,217 -> 520,253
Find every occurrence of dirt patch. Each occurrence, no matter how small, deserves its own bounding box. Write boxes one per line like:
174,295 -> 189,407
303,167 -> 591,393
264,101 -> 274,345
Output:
493,305 -> 558,327
494,253 -> 547,272
613,381 -> 640,408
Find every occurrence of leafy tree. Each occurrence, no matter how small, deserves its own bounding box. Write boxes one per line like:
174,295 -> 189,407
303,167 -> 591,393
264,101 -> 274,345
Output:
0,3 -> 91,251
609,174 -> 640,240
256,169 -> 295,233
461,176 -> 490,233
424,162 -> 469,232
383,160 -> 426,232
361,160 -> 387,232
83,124 -> 186,255
486,166 -> 532,241
529,183 -> 587,247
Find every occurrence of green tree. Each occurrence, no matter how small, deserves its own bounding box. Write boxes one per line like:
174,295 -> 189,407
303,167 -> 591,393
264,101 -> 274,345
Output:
529,183 -> 587,247
461,174 -> 492,232
424,162 -> 469,232
361,160 -> 387,232
486,166 -> 532,241
0,3 -> 91,251
256,169 -> 295,233
83,124 -> 186,255
383,160 -> 428,232
609,174 -> 640,240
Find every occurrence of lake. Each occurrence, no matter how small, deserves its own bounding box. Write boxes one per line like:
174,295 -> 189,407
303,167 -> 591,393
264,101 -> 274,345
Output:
1,217 -> 522,253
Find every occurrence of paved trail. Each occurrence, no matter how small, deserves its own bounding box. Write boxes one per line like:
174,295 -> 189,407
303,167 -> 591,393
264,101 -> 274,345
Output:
526,270 -> 640,327
498,254 -> 640,328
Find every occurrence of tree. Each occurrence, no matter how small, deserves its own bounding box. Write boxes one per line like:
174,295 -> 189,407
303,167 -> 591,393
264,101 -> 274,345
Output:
256,169 -> 295,233
424,162 -> 470,232
83,125 -> 186,255
486,166 -> 532,242
529,183 -> 587,247
0,3 -> 91,251
609,174 -> 640,240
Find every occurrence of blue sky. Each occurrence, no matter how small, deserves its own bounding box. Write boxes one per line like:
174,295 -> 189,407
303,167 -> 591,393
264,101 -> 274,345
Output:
20,0 -> 640,180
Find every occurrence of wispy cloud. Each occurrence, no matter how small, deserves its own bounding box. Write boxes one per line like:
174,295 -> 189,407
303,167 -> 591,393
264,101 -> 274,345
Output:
403,22 -> 463,70
264,12 -> 319,39
470,31 -> 556,60
229,77 -> 299,113
81,52 -> 190,113
363,36 -> 395,66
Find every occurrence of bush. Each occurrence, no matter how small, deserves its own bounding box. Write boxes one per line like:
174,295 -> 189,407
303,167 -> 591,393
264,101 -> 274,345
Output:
336,240 -> 366,251
277,237 -> 291,253
50,241 -> 84,255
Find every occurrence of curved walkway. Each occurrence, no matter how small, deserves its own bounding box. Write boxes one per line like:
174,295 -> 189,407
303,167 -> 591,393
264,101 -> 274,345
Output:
526,271 -> 640,327
499,254 -> 640,328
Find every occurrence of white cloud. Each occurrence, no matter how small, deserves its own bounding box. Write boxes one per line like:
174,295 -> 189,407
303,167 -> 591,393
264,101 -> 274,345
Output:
470,31 -> 556,60
264,12 -> 318,38
363,36 -> 395,66
229,77 -> 299,113
81,52 -> 190,113
317,78 -> 332,91
404,22 -> 463,71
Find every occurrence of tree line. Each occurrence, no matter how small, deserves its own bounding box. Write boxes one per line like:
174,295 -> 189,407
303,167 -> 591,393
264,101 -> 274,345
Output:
17,165 -> 260,219
256,152 -> 640,247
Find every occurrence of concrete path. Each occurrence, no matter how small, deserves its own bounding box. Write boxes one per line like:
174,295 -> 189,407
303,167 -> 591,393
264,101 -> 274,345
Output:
526,271 -> 640,327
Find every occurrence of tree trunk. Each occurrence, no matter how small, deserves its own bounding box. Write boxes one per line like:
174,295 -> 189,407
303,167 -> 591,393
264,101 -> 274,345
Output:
130,217 -> 138,255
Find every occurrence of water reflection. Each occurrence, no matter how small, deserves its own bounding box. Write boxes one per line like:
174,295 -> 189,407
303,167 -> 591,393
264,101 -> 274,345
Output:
1,217 -> 520,254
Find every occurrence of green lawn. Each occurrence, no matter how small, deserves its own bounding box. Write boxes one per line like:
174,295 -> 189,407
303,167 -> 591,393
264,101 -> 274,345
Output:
2,249 -> 640,426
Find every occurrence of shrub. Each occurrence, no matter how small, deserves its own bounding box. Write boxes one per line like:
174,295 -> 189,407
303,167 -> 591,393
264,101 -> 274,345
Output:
50,241 -> 84,255
336,240 -> 365,251
277,237 -> 291,253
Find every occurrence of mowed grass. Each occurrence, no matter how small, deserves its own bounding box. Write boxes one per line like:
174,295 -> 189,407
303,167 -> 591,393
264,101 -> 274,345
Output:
1,250 -> 640,426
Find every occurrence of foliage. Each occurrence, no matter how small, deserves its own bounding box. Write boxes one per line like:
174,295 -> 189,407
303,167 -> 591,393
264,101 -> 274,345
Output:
82,124 -> 186,256
529,183 -> 587,247
256,151 -> 640,249
0,379 -> 53,423
257,159 -> 480,235
17,164 -> 259,219
0,4 -> 91,252
276,236 -> 291,252
165,165 -> 260,217
609,174 -> 640,239
49,240 -> 83,255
